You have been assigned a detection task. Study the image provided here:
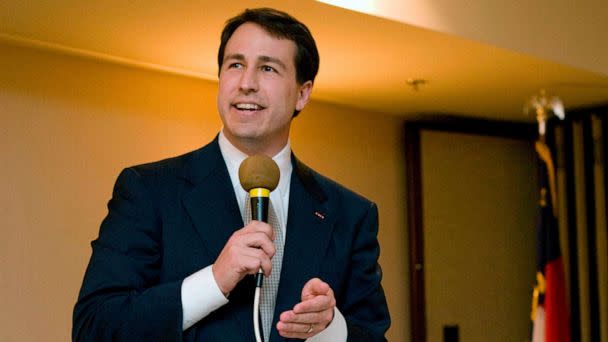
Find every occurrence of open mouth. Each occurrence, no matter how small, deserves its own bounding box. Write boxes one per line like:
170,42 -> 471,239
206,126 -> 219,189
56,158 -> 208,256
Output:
233,103 -> 266,112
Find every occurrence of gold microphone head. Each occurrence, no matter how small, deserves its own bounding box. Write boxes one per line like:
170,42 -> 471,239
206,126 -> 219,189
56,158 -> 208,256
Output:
238,155 -> 280,192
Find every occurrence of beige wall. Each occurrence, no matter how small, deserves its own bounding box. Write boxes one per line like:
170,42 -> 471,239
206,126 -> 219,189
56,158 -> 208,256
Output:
0,42 -> 408,341
421,131 -> 537,341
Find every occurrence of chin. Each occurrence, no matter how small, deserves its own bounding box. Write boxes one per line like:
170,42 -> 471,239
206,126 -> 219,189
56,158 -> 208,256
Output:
225,127 -> 261,140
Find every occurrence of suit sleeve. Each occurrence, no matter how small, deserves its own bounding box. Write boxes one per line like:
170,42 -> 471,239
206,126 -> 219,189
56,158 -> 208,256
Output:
73,168 -> 184,341
342,203 -> 391,341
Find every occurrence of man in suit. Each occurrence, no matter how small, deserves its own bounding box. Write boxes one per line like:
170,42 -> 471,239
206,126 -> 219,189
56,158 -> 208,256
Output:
73,8 -> 390,341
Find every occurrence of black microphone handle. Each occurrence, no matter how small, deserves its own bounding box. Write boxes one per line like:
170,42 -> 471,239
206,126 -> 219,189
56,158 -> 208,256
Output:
249,193 -> 269,288
250,196 -> 269,223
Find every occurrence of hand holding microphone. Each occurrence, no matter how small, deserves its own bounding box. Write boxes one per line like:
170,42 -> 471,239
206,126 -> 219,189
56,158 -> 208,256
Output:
211,155 -> 280,297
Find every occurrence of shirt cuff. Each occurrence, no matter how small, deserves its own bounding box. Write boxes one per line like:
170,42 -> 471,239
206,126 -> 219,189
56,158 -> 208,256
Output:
181,265 -> 229,330
305,306 -> 347,342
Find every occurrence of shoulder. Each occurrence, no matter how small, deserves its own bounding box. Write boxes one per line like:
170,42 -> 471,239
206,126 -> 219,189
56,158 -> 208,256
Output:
111,139 -> 222,199
294,158 -> 376,215
128,148 -> 200,178
124,139 -> 220,181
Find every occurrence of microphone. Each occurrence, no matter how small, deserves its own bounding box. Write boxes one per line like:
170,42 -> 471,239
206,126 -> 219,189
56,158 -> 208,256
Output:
238,155 -> 280,342
238,155 -> 280,284
239,155 -> 280,226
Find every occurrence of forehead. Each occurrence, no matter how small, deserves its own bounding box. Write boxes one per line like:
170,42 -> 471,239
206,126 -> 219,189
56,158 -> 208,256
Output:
224,23 -> 297,66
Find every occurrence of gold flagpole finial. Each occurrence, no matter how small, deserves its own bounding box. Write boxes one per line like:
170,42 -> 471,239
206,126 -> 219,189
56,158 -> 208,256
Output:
524,89 -> 566,139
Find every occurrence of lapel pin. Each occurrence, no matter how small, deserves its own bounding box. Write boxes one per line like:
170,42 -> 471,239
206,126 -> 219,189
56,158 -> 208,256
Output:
314,211 -> 325,220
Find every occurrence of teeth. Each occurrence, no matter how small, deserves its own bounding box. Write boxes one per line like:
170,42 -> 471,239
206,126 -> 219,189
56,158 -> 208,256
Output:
235,103 -> 262,110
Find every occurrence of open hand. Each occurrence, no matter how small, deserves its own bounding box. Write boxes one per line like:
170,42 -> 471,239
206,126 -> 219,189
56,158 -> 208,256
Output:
277,278 -> 336,339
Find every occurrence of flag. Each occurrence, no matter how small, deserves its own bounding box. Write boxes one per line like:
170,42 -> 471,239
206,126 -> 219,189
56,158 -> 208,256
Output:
531,141 -> 570,342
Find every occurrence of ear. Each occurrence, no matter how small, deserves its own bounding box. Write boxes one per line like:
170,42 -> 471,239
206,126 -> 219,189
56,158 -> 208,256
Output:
295,81 -> 314,112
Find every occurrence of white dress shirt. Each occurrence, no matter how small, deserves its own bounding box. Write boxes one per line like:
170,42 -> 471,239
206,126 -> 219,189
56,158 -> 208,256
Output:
181,130 -> 346,341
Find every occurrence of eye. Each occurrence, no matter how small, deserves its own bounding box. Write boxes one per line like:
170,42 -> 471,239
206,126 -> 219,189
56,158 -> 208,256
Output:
228,62 -> 243,69
261,65 -> 276,73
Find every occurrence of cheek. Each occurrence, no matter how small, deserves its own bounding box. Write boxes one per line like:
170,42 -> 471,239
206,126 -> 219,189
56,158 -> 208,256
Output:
218,79 -> 228,94
217,84 -> 231,107
216,81 -> 234,115
218,74 -> 236,95
273,85 -> 296,105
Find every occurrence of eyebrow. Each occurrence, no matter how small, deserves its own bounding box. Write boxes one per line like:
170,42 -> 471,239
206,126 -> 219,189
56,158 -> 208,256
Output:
258,55 -> 287,70
223,53 -> 245,63
224,53 -> 287,70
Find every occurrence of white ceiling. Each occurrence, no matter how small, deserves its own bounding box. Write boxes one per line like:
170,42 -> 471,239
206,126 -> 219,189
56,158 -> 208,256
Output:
320,0 -> 608,76
1,0 -> 607,121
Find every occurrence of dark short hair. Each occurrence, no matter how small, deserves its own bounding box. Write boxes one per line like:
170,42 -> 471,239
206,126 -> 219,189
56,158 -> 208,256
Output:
218,8 -> 320,87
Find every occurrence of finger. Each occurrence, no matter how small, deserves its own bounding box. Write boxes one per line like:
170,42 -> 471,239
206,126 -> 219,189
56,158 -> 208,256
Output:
246,233 -> 276,257
293,295 -> 333,314
234,231 -> 276,257
241,247 -> 273,276
241,221 -> 275,240
279,310 -> 320,324
301,278 -> 330,300
276,321 -> 316,338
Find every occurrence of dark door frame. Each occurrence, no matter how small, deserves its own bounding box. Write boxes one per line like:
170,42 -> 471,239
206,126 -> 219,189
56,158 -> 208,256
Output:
404,116 -> 537,342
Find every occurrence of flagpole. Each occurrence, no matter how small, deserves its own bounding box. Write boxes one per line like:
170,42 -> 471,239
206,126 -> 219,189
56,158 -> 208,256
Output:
526,89 -> 570,342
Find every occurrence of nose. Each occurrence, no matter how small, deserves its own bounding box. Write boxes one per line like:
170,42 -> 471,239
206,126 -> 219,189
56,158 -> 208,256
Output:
239,67 -> 258,93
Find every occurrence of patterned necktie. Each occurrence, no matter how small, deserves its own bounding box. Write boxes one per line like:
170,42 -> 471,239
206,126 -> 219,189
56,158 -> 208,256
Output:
244,194 -> 284,342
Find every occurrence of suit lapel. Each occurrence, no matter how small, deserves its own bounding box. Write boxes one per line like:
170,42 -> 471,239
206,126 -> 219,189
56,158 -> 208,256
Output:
271,157 -> 335,341
181,139 -> 244,262
180,138 -> 254,339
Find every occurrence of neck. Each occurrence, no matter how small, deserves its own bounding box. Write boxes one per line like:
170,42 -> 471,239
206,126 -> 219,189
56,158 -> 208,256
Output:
223,133 -> 288,157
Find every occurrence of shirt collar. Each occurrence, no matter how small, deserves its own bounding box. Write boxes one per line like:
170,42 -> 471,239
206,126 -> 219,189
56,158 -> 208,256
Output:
218,130 -> 292,196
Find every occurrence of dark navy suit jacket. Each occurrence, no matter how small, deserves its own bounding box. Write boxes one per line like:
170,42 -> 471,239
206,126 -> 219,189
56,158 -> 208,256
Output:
73,138 -> 390,341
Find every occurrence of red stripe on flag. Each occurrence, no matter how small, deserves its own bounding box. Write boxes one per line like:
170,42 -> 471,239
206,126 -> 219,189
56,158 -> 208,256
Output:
545,256 -> 570,342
